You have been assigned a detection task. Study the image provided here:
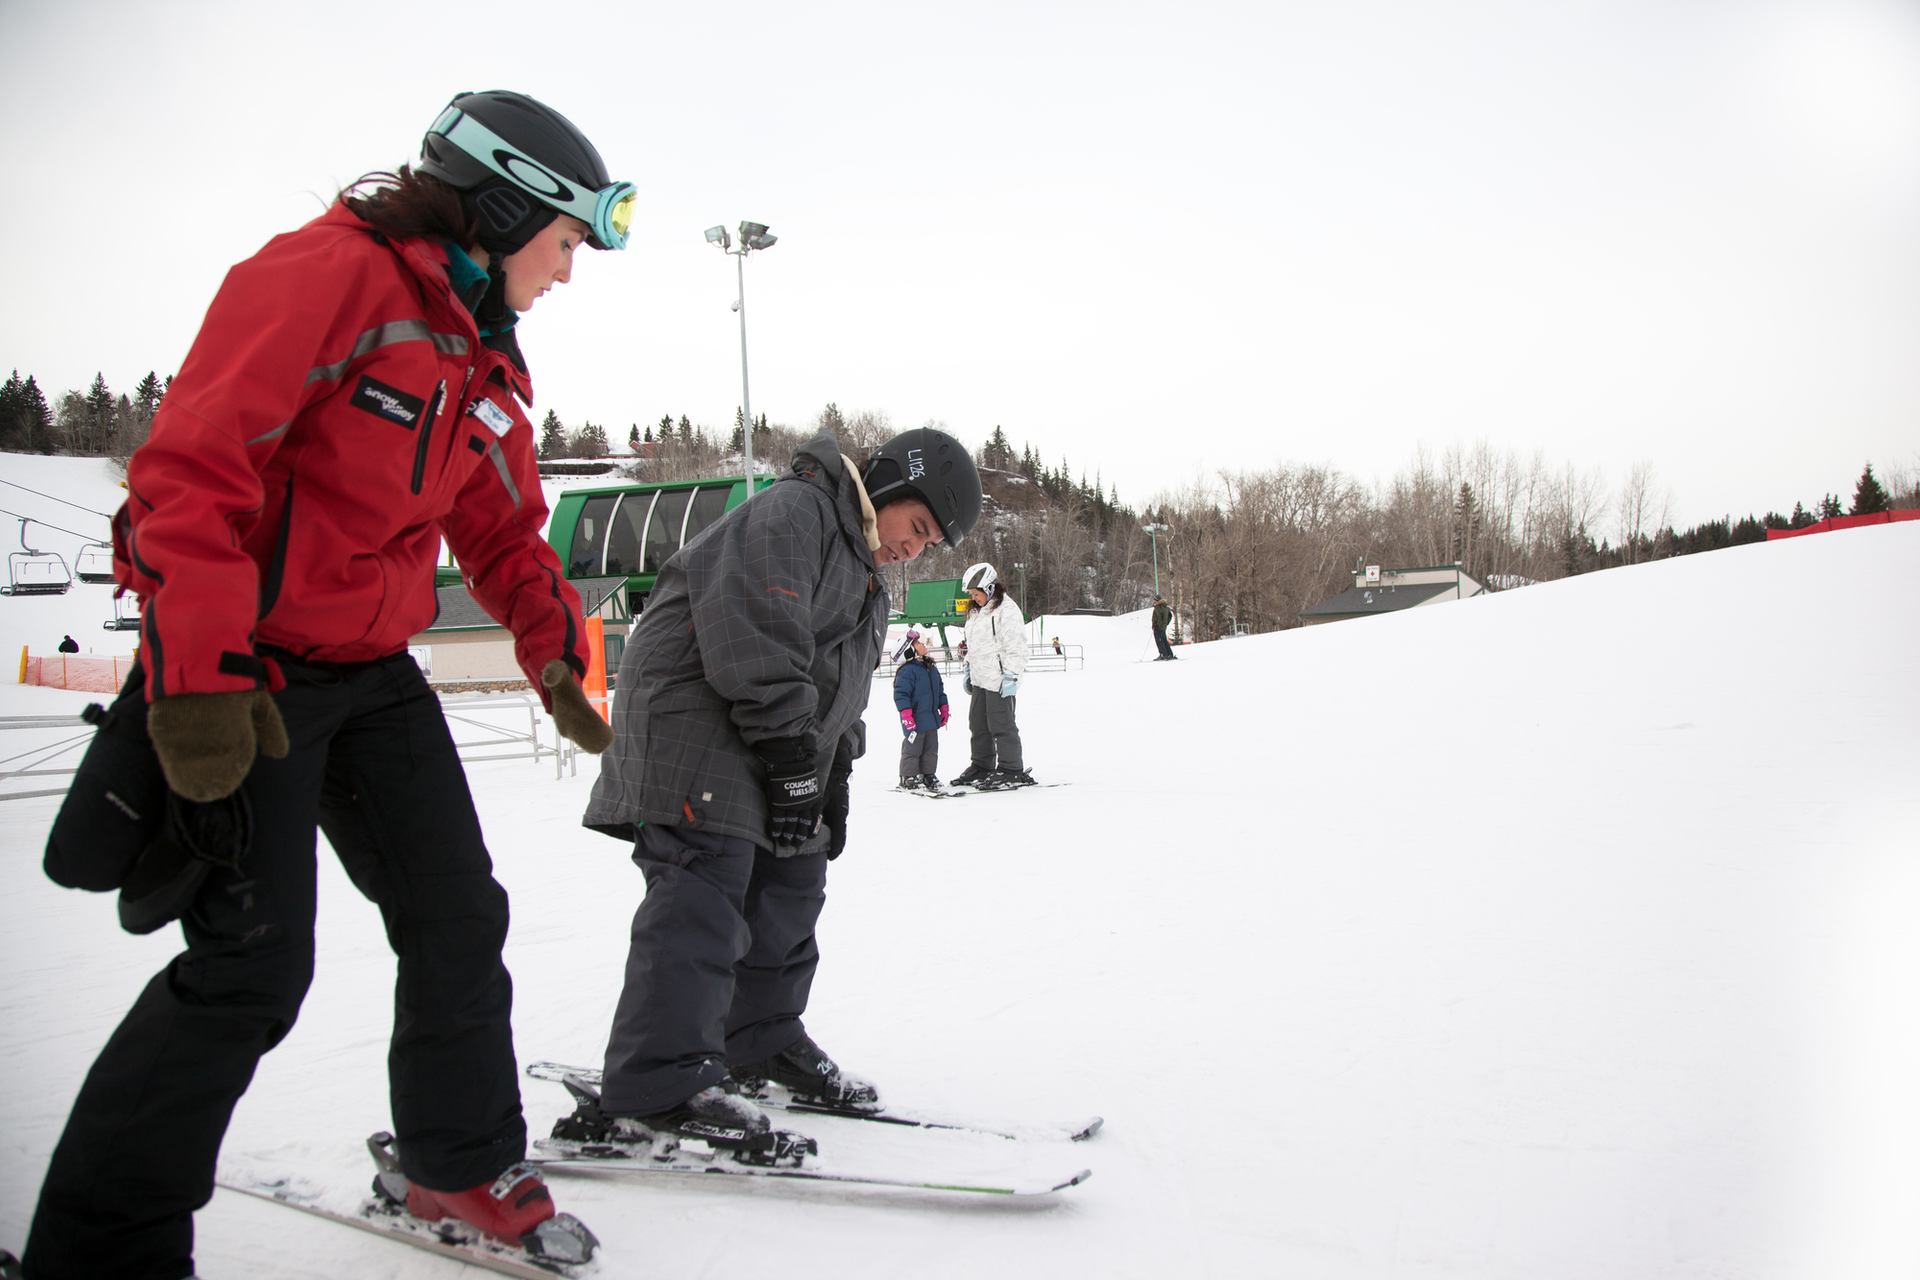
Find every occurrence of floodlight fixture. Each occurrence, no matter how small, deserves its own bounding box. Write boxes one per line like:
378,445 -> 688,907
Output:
705,219 -> 782,484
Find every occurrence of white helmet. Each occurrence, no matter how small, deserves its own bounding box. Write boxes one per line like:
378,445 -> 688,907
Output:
962,562 -> 997,593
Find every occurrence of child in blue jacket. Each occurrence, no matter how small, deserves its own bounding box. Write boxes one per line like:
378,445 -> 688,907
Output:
892,635 -> 949,788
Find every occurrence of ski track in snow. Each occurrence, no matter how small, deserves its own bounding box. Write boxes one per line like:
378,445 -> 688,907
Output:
2,455 -> 1918,1278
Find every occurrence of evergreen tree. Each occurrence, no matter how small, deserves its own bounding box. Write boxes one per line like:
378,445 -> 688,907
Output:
678,415 -> 694,444
578,421 -> 610,457
1451,482 -> 1479,567
643,424 -> 655,444
0,370 -> 23,451
731,406 -> 745,452
1850,463 -> 1890,515
1817,493 -> 1843,520
20,376 -> 52,452
133,371 -> 164,425
628,423 -> 640,451
818,402 -> 846,443
980,425 -> 1014,471
538,409 -> 567,459
1788,500 -> 1814,529
85,373 -> 116,454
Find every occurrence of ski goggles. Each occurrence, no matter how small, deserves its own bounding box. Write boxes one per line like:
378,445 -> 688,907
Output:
429,107 -> 636,251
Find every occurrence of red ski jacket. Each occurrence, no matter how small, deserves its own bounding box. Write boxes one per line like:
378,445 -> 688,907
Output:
116,202 -> 588,700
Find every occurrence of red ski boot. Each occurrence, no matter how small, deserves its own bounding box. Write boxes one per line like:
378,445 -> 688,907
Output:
368,1131 -> 597,1265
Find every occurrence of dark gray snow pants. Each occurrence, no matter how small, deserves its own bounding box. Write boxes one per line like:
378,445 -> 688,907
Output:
599,823 -> 826,1116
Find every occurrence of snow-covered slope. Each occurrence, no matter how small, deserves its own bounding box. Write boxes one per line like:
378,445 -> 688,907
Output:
1,467 -> 1915,1278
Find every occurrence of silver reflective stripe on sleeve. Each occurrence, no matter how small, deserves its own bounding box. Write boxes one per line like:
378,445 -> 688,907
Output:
486,441 -> 523,511
246,422 -> 292,447
304,321 -> 471,386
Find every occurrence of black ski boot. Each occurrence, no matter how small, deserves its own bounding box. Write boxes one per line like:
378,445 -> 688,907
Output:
898,775 -> 924,790
550,1077 -> 814,1167
919,773 -> 941,791
949,762 -> 992,788
976,767 -> 1035,790
733,1034 -> 881,1113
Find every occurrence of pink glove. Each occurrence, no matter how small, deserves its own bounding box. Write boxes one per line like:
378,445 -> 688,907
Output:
938,704 -> 950,727
900,709 -> 917,734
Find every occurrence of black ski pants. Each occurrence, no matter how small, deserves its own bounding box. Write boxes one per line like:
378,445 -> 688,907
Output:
1153,623 -> 1174,659
599,823 -> 827,1117
25,652 -> 525,1280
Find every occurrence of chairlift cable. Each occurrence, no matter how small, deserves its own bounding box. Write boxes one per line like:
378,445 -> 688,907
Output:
0,506 -> 102,544
0,476 -> 115,520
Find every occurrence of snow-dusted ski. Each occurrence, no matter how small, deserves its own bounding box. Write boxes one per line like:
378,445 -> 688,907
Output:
215,1171 -> 594,1278
893,785 -> 967,799
531,1140 -> 1091,1197
525,1060 -> 1104,1143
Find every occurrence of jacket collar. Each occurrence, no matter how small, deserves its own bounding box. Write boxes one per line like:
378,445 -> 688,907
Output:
319,201 -> 534,405
790,431 -> 881,558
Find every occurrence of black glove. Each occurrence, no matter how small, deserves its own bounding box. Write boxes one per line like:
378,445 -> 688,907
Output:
757,736 -> 824,850
821,743 -> 854,861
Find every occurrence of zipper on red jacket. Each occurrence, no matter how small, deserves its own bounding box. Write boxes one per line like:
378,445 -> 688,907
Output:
410,379 -> 447,494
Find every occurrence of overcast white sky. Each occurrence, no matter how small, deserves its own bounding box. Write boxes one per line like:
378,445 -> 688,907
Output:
4,0 -> 1917,529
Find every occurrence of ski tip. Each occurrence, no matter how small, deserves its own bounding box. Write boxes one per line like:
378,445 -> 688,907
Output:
1071,1116 -> 1105,1141
1049,1168 -> 1094,1192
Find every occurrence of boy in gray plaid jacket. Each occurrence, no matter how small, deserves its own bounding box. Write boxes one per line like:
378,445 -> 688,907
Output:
574,427 -> 982,1161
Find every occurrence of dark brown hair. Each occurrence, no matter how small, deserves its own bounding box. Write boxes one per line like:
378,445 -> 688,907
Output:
340,165 -> 483,248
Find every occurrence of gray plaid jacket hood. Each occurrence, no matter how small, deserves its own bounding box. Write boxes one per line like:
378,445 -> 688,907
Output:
583,433 -> 888,852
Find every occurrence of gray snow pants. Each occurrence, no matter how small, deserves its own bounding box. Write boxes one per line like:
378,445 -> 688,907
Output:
600,823 -> 826,1116
899,725 -> 940,781
967,685 -> 1023,772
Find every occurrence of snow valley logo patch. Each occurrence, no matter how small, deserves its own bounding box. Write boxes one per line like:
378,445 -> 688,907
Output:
350,375 -> 426,427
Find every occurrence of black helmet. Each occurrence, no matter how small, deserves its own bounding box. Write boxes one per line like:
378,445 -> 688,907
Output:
863,428 -> 983,546
417,90 -> 634,255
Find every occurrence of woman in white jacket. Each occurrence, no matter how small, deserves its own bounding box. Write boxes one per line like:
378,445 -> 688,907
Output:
950,562 -> 1033,789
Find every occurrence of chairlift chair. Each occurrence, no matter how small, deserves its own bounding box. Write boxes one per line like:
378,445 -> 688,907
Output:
1,519 -> 73,596
104,591 -> 143,632
75,541 -> 117,584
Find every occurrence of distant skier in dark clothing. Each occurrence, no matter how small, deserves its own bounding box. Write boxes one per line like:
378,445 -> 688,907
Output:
56,635 -> 79,654
893,634 -> 949,788
1151,596 -> 1177,660
577,427 -> 983,1164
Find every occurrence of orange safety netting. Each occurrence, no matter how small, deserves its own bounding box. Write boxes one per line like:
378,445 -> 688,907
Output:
20,653 -> 137,694
1765,510 -> 1920,539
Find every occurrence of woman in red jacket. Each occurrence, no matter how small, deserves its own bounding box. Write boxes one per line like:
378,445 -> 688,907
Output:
26,91 -> 626,1277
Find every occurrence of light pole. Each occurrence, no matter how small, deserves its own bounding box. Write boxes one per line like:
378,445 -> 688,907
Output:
1012,561 -> 1028,604
1141,522 -> 1168,596
705,221 -> 777,485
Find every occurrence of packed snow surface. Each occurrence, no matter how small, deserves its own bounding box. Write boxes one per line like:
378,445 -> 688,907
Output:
1,454 -> 1916,1278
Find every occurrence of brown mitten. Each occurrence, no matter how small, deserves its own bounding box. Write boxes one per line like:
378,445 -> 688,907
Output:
146,690 -> 290,802
542,660 -> 614,753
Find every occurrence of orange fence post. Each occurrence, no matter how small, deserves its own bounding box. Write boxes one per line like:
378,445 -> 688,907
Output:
584,616 -> 609,721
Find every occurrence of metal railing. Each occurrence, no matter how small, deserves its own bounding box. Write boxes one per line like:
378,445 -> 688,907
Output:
874,641 -> 1083,681
0,690 -> 585,802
